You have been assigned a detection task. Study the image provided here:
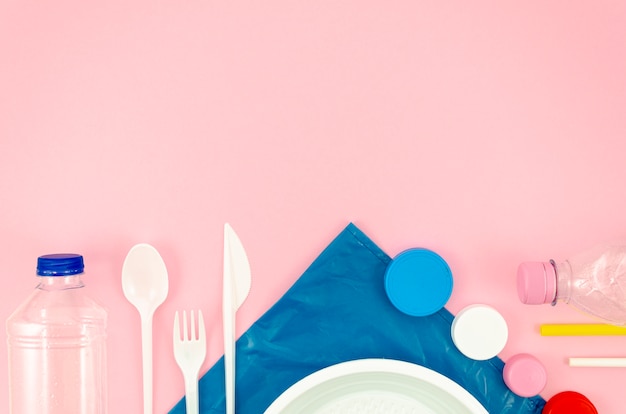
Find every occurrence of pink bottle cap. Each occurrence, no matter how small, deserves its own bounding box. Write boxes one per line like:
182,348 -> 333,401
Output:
503,353 -> 547,397
517,261 -> 557,304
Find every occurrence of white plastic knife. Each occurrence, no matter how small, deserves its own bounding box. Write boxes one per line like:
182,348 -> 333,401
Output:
223,223 -> 251,414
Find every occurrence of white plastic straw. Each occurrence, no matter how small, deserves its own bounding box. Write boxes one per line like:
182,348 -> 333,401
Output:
569,357 -> 626,367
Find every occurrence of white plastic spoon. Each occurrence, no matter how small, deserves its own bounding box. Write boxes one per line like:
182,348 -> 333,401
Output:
122,244 -> 169,414
223,223 -> 251,414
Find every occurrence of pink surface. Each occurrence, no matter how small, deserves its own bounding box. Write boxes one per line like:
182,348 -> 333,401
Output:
1,1 -> 625,413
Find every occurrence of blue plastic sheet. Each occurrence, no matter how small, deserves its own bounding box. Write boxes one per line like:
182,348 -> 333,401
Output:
170,223 -> 545,413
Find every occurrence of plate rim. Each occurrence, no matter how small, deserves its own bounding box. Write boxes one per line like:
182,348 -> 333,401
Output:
263,358 -> 488,414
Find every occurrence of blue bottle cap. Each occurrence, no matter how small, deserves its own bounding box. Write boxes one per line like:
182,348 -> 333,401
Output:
384,248 -> 453,317
37,254 -> 84,276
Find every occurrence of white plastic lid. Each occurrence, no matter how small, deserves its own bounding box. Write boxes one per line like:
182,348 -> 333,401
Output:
451,304 -> 508,361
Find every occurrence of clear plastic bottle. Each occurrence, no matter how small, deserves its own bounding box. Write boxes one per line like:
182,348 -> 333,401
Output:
517,243 -> 626,325
6,254 -> 107,413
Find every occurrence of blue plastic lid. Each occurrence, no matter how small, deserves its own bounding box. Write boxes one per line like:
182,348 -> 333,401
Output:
37,254 -> 84,276
384,248 -> 453,317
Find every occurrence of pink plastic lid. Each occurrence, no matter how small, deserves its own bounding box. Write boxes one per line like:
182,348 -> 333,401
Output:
517,261 -> 557,304
503,353 -> 547,397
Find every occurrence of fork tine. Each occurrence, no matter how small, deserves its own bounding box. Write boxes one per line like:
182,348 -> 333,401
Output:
191,310 -> 197,340
183,310 -> 188,340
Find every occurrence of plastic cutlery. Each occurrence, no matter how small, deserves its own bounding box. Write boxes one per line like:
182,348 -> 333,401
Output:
122,244 -> 169,414
173,310 -> 207,414
223,223 -> 251,414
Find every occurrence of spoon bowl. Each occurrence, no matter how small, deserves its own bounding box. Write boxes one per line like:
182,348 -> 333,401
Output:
122,244 -> 169,308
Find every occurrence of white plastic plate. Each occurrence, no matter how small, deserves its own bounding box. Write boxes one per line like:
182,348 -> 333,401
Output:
263,358 -> 488,414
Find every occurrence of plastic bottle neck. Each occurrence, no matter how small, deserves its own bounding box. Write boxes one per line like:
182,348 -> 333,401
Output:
553,260 -> 573,304
37,274 -> 85,291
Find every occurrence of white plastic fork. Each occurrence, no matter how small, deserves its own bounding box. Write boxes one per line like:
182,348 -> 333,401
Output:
173,310 -> 207,414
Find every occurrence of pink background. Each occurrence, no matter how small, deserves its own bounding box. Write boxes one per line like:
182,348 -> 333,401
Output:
1,1 -> 626,412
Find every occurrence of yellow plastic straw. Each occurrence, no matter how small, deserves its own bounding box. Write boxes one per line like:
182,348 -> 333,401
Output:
541,324 -> 626,336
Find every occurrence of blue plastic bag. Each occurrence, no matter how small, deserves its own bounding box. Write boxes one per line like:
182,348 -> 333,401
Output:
170,223 -> 544,413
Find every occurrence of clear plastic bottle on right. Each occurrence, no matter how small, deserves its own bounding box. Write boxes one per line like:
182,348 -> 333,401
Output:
517,243 -> 626,325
